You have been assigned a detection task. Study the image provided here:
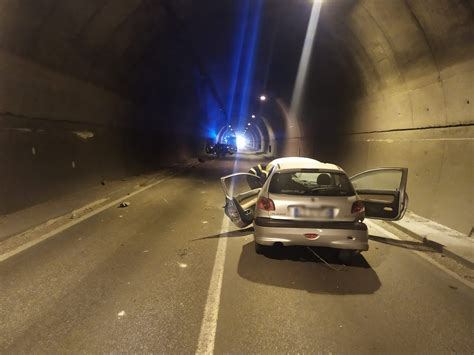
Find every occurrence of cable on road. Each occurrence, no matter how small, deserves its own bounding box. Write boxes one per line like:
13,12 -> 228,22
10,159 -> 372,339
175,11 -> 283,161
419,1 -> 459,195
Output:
306,247 -> 346,271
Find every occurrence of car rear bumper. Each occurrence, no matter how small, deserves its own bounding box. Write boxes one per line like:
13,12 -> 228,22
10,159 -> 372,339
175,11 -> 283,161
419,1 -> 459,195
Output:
254,217 -> 369,251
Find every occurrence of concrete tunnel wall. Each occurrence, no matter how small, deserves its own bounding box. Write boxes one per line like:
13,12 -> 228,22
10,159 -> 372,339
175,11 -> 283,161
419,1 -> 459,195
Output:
0,49 -> 131,213
0,0 -> 203,215
281,0 -> 473,234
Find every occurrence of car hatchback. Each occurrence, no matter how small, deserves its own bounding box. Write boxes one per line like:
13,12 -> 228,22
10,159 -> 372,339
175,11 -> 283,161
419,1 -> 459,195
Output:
221,157 -> 408,261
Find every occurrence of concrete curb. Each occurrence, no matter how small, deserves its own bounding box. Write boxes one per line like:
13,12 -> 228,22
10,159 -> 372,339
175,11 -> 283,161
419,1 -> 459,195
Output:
387,221 -> 474,270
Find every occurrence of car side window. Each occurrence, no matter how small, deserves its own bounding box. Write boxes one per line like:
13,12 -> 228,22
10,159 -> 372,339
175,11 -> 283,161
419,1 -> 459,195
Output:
352,170 -> 402,191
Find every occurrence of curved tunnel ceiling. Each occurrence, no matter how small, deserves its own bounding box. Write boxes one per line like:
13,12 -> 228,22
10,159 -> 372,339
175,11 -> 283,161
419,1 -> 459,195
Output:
1,0 -> 471,106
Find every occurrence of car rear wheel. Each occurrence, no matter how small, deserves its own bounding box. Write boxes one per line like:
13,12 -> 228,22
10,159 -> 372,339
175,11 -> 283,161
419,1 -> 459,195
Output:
255,242 -> 266,255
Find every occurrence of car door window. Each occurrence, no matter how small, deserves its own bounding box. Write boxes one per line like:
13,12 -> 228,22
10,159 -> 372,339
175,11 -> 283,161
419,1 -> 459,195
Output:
351,168 -> 408,221
352,170 -> 403,191
221,173 -> 262,228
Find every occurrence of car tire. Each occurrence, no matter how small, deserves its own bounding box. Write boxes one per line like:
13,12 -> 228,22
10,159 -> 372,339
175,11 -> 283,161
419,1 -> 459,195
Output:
255,242 -> 266,255
338,250 -> 357,264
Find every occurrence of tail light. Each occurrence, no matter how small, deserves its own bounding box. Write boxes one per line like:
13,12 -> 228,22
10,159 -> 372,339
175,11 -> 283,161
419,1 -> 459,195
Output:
257,197 -> 275,211
351,200 -> 365,214
304,233 -> 319,240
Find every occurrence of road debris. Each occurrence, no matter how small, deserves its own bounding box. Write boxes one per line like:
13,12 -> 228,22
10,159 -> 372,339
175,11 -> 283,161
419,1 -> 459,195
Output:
178,262 -> 187,268
202,221 -> 208,224
117,310 -> 126,319
177,248 -> 187,257
119,201 -> 130,208
307,246 -> 345,271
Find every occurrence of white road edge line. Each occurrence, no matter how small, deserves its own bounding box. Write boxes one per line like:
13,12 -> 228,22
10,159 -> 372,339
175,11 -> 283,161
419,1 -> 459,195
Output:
196,218 -> 229,355
0,176 -> 171,263
366,220 -> 474,290
71,197 -> 109,214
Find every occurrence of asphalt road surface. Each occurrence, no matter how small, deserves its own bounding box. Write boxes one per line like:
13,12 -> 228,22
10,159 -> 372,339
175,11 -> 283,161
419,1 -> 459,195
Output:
1,158 -> 473,353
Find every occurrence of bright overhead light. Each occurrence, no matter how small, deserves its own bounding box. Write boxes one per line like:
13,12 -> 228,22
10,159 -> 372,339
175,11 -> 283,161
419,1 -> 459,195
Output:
260,95 -> 266,101
251,114 -> 256,118
228,125 -> 231,128
247,123 -> 251,126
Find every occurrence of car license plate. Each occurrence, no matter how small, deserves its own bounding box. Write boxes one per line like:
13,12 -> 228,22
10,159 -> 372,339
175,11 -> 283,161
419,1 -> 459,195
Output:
290,206 -> 335,218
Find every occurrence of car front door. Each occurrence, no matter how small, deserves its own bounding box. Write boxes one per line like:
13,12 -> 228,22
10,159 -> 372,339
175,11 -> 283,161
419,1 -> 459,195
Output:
350,168 -> 408,220
220,173 -> 262,228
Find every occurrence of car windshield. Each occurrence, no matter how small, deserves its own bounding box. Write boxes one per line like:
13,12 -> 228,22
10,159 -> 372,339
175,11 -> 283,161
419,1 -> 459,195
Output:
269,169 -> 355,196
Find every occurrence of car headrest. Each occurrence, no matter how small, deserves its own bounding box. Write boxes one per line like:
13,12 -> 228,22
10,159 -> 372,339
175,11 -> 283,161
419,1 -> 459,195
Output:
317,174 -> 331,185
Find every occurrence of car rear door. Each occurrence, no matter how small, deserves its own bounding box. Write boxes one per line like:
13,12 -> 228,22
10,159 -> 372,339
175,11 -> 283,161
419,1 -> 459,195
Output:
220,173 -> 262,228
350,168 -> 408,220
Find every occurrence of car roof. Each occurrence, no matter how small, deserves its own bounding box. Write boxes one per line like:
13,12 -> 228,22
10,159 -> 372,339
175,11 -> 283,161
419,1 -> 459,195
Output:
269,157 -> 343,172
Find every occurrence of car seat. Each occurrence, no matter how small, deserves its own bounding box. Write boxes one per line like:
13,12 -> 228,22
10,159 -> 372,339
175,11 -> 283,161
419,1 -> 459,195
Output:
316,173 -> 331,186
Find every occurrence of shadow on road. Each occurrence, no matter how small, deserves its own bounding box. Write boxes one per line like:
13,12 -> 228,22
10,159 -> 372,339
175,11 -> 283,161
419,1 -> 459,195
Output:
193,227 -> 254,241
237,242 -> 381,295
369,235 -> 443,253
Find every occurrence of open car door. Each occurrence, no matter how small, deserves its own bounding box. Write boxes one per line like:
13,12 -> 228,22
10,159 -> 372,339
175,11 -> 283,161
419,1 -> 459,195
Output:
350,168 -> 408,221
220,173 -> 262,228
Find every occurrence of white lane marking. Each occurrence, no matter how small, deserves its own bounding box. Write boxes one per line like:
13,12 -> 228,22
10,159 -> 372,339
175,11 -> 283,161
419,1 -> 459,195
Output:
196,218 -> 229,355
366,220 -> 474,290
0,176 -> 170,263
72,198 -> 109,214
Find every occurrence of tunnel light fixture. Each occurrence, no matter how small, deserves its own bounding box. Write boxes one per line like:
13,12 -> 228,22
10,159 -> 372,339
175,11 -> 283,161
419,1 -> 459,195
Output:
290,0 -> 322,120
247,123 -> 251,126
228,125 -> 232,128
259,95 -> 267,101
251,114 -> 256,118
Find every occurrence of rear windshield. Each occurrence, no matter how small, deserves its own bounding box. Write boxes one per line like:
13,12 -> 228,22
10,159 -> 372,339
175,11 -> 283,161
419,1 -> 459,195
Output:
269,169 -> 355,196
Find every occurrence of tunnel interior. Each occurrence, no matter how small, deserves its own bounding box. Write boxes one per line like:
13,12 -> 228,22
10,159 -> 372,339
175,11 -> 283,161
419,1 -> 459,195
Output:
0,0 -> 472,233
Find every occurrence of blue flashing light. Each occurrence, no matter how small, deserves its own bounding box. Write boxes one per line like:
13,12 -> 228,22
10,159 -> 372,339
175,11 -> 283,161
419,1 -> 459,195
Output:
194,1 -> 263,143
